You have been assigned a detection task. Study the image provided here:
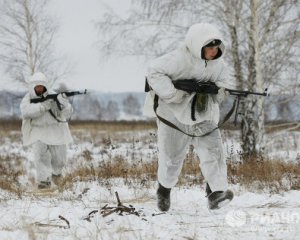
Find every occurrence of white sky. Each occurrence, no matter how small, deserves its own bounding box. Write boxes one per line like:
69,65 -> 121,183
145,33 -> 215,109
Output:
0,0 -> 146,92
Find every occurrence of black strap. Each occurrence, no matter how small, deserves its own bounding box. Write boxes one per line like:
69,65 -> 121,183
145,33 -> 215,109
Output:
191,94 -> 197,121
153,94 -> 238,137
48,110 -> 68,123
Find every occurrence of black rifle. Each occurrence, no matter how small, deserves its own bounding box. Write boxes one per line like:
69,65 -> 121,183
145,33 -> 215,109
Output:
172,79 -> 268,97
145,78 -> 269,96
172,79 -> 269,124
144,78 -> 268,136
30,89 -> 87,110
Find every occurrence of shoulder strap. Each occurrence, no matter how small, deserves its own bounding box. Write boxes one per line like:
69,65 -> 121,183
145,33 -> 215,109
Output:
153,94 -> 238,137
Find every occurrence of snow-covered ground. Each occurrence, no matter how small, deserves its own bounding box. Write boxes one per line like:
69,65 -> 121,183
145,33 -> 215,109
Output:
1,182 -> 300,240
0,124 -> 299,239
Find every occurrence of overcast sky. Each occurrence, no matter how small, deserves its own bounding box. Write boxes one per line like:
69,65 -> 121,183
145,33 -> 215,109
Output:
0,0 -> 146,92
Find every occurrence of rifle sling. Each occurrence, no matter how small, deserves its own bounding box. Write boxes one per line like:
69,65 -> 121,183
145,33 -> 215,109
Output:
153,94 -> 238,137
48,110 -> 68,123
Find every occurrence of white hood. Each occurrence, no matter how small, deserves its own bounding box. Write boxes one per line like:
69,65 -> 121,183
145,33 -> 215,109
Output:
26,72 -> 50,97
184,23 -> 225,59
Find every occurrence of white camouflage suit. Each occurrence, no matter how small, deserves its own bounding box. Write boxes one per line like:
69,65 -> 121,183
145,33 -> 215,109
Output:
20,72 -> 73,184
144,23 -> 233,192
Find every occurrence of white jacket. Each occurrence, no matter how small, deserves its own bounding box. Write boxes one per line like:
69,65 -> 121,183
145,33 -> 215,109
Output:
20,73 -> 73,146
144,23 -> 233,125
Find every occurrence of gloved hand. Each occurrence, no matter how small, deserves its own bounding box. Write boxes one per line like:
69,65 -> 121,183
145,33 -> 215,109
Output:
57,93 -> 70,109
214,87 -> 229,104
163,89 -> 189,104
40,100 -> 52,112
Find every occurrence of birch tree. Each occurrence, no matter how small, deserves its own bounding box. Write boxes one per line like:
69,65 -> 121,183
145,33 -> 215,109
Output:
123,94 -> 141,115
0,0 -> 69,84
96,0 -> 300,156
205,0 -> 300,155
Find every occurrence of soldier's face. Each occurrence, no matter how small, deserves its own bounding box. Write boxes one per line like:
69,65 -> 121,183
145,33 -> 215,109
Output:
204,46 -> 219,60
34,85 -> 46,96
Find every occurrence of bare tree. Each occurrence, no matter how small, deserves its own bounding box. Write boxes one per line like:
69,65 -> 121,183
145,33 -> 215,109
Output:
0,0 -> 70,84
73,96 -> 103,121
105,100 -> 120,120
96,0 -> 207,58
96,0 -> 300,156
204,0 -> 300,155
123,94 -> 141,115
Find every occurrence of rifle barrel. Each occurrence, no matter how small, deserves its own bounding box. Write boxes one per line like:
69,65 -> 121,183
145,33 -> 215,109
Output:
225,88 -> 268,96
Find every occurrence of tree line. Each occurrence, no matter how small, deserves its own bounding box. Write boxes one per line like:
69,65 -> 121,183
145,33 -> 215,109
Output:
0,0 -> 299,157
0,91 -> 143,121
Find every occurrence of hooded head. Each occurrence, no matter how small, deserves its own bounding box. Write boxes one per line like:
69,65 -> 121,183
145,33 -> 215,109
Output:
184,23 -> 225,60
26,72 -> 50,97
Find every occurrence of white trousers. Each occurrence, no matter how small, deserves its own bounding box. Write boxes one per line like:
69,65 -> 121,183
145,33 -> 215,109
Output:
32,141 -> 67,182
157,119 -> 228,192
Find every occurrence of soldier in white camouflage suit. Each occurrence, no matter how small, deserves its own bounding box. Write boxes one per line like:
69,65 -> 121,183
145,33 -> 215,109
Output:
144,23 -> 234,211
20,72 -> 73,189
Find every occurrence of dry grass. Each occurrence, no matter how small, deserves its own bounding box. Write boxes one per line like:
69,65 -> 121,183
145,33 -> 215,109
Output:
69,120 -> 156,132
2,120 -> 300,132
60,144 -> 205,191
0,120 -> 299,195
0,120 -> 22,139
265,121 -> 300,133
61,157 -> 157,190
228,156 -> 300,192
59,146 -> 203,191
60,148 -> 300,193
0,154 -> 25,197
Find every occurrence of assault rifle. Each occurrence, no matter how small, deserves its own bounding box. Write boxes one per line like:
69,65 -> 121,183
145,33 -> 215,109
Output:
30,89 -> 87,110
144,78 -> 269,136
172,79 -> 269,124
171,79 -> 268,97
145,78 -> 268,97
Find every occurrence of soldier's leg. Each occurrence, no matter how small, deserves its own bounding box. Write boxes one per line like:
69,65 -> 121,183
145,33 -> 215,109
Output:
157,120 -> 191,188
193,129 -> 228,192
156,120 -> 190,211
32,141 -> 51,188
49,144 -> 67,185
193,128 -> 233,209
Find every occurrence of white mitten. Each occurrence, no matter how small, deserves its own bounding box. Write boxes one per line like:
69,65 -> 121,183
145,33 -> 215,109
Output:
214,87 -> 229,104
57,93 -> 70,109
40,100 -> 52,112
163,90 -> 189,104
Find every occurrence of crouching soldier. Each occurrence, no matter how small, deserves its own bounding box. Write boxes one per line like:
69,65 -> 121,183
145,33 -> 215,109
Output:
20,72 -> 73,189
144,23 -> 234,211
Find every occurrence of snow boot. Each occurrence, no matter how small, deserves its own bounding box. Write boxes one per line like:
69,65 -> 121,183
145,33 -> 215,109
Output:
206,183 -> 234,210
205,182 -> 212,196
38,181 -> 51,189
157,182 -> 171,212
52,174 -> 63,186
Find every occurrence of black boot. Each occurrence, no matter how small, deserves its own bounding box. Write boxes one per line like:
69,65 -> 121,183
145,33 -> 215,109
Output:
52,174 -> 62,186
38,181 -> 51,189
157,182 -> 171,212
206,183 -> 234,210
205,183 -> 212,197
